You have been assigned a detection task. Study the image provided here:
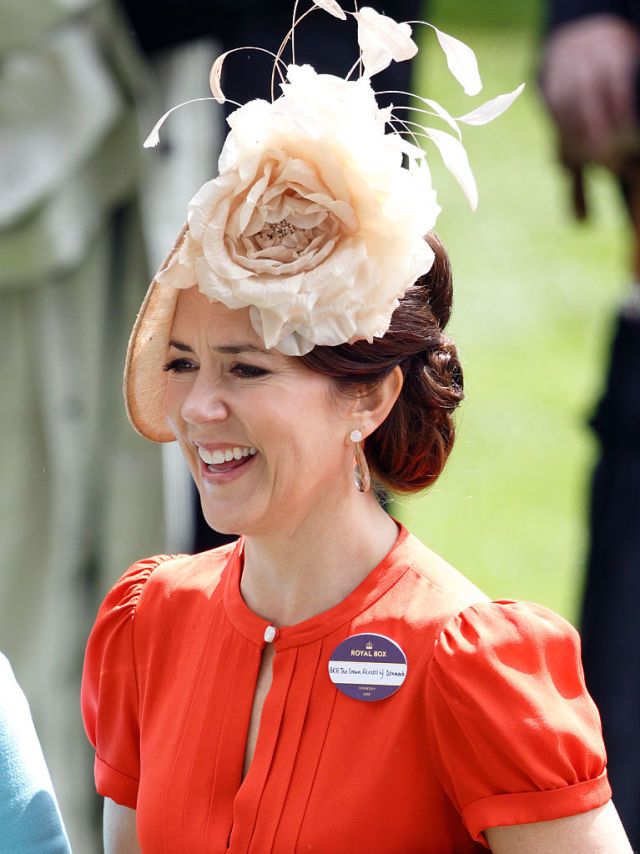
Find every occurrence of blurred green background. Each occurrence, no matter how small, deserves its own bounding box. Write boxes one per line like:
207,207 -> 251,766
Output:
393,0 -> 629,622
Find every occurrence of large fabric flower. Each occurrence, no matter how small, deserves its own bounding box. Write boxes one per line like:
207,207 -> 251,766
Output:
158,64 -> 438,356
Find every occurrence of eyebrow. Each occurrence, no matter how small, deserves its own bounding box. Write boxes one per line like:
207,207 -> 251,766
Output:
168,339 -> 270,355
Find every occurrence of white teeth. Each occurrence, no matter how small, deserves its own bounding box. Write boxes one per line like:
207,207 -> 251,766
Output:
197,445 -> 257,466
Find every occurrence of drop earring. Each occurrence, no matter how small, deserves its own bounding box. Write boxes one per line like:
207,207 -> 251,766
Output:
349,429 -> 371,493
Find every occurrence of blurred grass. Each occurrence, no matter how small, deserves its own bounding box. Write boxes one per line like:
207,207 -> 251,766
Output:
391,5 -> 628,622
430,0 -> 543,30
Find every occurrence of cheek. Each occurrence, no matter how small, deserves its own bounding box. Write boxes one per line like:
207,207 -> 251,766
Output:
272,403 -> 346,471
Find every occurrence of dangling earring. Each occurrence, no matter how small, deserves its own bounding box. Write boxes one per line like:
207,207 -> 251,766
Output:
349,429 -> 371,493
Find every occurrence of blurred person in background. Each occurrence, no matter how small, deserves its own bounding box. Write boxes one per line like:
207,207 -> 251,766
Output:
0,1 -> 165,850
540,1 -> 640,847
0,653 -> 71,854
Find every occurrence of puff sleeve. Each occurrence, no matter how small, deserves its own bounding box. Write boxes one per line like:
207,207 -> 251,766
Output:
81,557 -> 172,809
425,600 -> 611,846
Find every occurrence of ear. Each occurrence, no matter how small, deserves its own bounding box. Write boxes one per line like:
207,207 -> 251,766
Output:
346,366 -> 404,441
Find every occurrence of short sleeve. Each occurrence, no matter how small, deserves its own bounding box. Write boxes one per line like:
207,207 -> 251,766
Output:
81,556 -> 174,808
425,600 -> 611,846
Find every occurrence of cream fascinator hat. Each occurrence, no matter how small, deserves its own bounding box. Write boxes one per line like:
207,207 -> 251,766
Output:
126,1 -> 523,442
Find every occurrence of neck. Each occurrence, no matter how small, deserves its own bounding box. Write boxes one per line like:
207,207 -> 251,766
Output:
240,492 -> 399,627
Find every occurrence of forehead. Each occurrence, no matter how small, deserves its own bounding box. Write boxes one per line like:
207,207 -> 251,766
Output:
171,287 -> 260,346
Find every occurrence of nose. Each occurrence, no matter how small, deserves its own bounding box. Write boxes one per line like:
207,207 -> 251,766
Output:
181,371 -> 230,426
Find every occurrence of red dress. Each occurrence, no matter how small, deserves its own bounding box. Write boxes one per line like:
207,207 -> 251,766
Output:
82,524 -> 610,852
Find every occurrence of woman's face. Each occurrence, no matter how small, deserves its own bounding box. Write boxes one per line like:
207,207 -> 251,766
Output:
163,287 -> 356,536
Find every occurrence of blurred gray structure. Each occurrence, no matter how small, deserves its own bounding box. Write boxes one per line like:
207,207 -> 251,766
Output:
138,38 -> 223,556
0,1 -> 166,848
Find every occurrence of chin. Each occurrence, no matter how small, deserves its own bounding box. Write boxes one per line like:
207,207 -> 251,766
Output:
200,496 -> 265,538
201,507 -> 243,537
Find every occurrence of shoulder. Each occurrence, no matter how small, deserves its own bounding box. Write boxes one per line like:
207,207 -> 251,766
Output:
83,542 -> 238,709
402,531 -> 487,604
387,528 -> 489,632
82,541 -> 239,806
99,540 -> 239,620
82,543 -> 238,684
380,527 -> 584,672
426,599 -> 587,714
430,598 -> 582,681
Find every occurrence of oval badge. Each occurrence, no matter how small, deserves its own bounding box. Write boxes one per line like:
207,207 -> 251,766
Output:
328,633 -> 408,702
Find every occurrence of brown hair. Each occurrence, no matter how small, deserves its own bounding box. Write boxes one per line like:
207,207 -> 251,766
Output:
301,233 -> 463,494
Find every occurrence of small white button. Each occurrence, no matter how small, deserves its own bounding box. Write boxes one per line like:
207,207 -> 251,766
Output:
264,625 -> 277,643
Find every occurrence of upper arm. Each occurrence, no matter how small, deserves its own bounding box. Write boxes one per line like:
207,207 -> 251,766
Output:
103,798 -> 141,854
485,802 -> 632,854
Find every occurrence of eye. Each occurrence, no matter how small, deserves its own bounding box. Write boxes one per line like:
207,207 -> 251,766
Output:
162,358 -> 197,374
230,363 -> 269,379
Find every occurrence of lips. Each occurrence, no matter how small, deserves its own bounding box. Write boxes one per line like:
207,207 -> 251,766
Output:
195,443 -> 258,483
202,455 -> 250,474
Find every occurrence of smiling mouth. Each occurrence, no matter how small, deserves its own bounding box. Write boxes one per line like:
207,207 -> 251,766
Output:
197,445 -> 257,476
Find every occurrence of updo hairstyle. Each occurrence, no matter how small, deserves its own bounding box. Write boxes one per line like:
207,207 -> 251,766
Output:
300,233 -> 463,494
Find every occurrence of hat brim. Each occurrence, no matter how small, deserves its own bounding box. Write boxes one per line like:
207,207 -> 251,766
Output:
124,223 -> 189,443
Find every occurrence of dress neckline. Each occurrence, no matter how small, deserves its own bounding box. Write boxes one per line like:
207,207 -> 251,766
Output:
222,521 -> 412,650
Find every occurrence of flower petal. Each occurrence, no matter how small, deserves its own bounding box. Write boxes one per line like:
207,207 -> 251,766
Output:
433,26 -> 482,96
168,64 -> 448,354
424,127 -> 478,210
312,0 -> 346,20
355,7 -> 418,77
456,83 -> 525,125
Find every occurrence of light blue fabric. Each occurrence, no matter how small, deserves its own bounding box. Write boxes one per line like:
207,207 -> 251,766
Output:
0,654 -> 71,854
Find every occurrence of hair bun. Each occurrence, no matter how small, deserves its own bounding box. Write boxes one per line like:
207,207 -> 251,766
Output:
301,232 -> 463,493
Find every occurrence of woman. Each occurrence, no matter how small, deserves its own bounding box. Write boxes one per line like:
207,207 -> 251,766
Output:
82,3 -> 632,851
0,654 -> 71,854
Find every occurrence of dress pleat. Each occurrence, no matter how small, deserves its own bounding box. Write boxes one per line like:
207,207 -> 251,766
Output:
254,642 -> 322,851
231,650 -> 297,850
